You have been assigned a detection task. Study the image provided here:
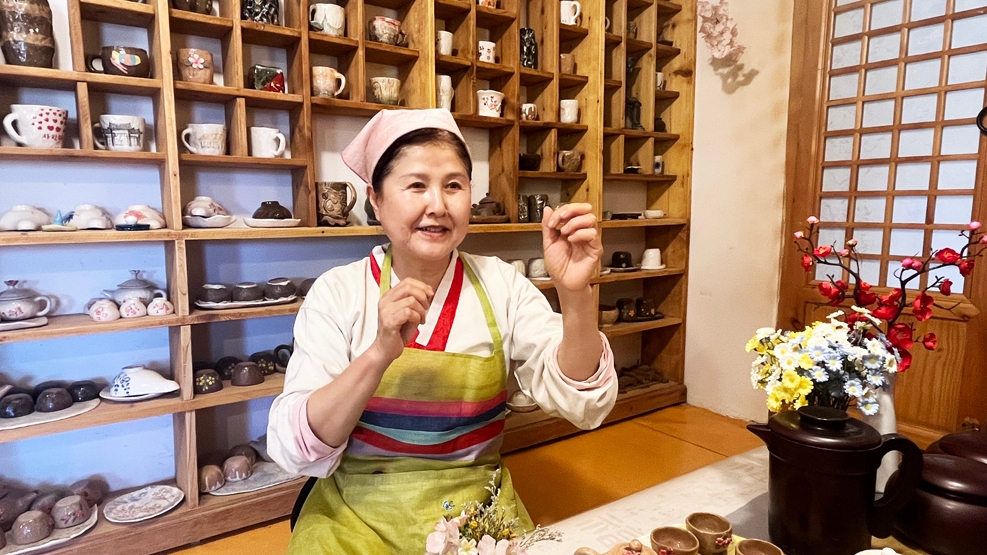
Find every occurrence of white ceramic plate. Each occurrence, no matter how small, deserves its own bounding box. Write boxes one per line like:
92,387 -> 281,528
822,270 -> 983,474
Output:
606,266 -> 641,273
244,218 -> 301,228
194,295 -> 297,311
207,462 -> 302,496
599,268 -> 611,275
98,387 -> 167,403
103,485 -> 184,524
0,399 -> 100,432
0,504 -> 97,555
640,264 -> 666,271
0,317 -> 48,332
183,215 -> 236,228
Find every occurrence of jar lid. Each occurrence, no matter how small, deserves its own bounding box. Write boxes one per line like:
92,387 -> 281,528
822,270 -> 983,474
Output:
117,270 -> 154,289
921,454 -> 987,502
0,280 -> 37,301
768,406 -> 883,451
938,431 -> 987,467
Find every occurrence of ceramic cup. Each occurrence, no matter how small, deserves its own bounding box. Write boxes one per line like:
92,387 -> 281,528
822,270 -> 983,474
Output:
611,250 -> 633,268
176,48 -> 213,84
86,298 -> 120,322
559,53 -> 576,74
527,258 -> 548,278
86,46 -> 151,78
686,513 -> 733,555
644,209 -> 665,219
560,0 -> 581,25
557,149 -> 582,172
368,16 -> 403,45
146,297 -> 175,316
249,126 -> 286,158
509,259 -> 527,276
3,104 -> 67,148
370,77 -> 401,105
312,66 -> 347,98
651,527 -> 700,555
641,248 -> 664,270
654,154 -> 664,174
560,99 -> 579,124
478,40 -> 496,63
436,75 -> 454,111
604,17 -> 611,31
93,115 -> 145,152
181,123 -> 226,155
477,0 -> 496,7
309,3 -> 345,37
119,297 -> 147,319
627,20 -> 638,39
736,539 -> 784,555
476,90 -> 504,117
520,103 -> 538,121
656,71 -> 665,90
436,30 -> 453,56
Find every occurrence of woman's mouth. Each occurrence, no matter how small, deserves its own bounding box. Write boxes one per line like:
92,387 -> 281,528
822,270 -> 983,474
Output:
416,225 -> 449,238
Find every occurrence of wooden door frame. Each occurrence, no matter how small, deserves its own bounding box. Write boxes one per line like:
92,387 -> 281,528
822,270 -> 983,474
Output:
778,0 -> 987,436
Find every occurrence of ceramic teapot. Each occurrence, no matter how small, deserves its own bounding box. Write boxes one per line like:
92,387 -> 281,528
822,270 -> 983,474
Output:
0,280 -> 53,321
101,270 -> 167,305
747,406 -> 923,555
65,204 -> 113,230
0,205 -> 52,231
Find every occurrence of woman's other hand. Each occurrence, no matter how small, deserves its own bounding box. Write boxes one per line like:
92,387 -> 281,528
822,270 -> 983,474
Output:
541,203 -> 603,292
372,279 -> 434,362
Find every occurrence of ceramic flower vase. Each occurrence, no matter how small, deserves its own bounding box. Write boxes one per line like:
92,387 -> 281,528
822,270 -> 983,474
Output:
0,0 -> 55,67
862,373 -> 898,493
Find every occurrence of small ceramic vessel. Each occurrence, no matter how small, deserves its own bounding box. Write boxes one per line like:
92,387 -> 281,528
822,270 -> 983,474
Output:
193,369 -> 223,394
0,280 -> 53,321
199,465 -> 225,493
264,277 -> 296,299
0,205 -> 51,231
146,297 -> 175,316
0,393 -> 35,418
229,444 -> 259,466
86,298 -> 121,322
30,492 -> 63,515
35,388 -> 73,412
685,513 -> 733,555
11,510 -> 54,545
223,455 -> 253,481
215,356 -> 242,380
65,204 -> 113,230
231,362 -> 264,386
231,282 -> 264,302
249,351 -> 278,375
114,205 -> 166,229
51,495 -> 91,529
199,284 -> 231,303
69,478 -> 107,507
110,365 -> 180,397
184,196 -> 229,218
651,527 -> 700,555
102,270 -> 167,305
68,381 -> 100,402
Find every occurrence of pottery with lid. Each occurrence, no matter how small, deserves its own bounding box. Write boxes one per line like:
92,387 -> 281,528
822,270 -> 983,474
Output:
747,406 -> 923,555
65,204 -> 113,230
0,280 -> 53,321
113,205 -> 166,229
184,196 -> 229,218
0,205 -> 52,231
101,270 -> 167,305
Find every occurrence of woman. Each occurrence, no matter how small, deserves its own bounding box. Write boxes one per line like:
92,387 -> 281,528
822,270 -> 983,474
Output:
268,109 -> 618,554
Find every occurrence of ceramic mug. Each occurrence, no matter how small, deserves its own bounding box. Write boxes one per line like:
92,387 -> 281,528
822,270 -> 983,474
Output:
476,89 -> 504,117
527,258 -> 548,278
181,123 -> 226,155
559,53 -> 576,74
656,71 -> 665,90
477,0 -> 496,7
86,46 -> 151,78
368,16 -> 403,45
93,115 -> 145,152
627,20 -> 638,39
560,0 -> 581,25
310,3 -> 345,36
274,344 -> 293,370
436,75 -> 454,110
370,77 -> 401,105
3,104 -> 67,148
317,181 -> 357,225
249,126 -> 286,158
560,99 -> 579,124
686,513 -> 733,555
641,248 -> 664,270
557,149 -> 582,172
312,66 -> 347,98
520,103 -> 538,121
654,154 -> 664,174
478,40 -> 496,63
611,250 -> 633,268
436,30 -> 453,56
86,298 -> 120,322
604,17 -> 611,31
176,48 -> 213,84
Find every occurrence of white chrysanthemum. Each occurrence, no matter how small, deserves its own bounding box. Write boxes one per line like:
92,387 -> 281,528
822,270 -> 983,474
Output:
779,354 -> 799,371
865,338 -> 885,353
866,372 -> 886,388
827,310 -> 845,320
885,356 -> 898,373
773,342 -> 794,358
810,367 -> 829,382
851,305 -> 872,315
844,379 -> 865,398
805,335 -> 828,350
755,327 -> 776,340
847,346 -> 868,361
859,396 -> 879,416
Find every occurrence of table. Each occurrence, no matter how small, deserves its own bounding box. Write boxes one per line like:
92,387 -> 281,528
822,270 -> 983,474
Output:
526,447 -> 926,555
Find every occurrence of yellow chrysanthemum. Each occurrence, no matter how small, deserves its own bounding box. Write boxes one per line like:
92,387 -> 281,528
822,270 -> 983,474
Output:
745,337 -> 760,352
798,353 -> 815,369
781,369 -> 802,390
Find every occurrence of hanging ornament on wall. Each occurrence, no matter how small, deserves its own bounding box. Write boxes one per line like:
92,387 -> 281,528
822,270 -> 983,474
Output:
697,0 -> 746,65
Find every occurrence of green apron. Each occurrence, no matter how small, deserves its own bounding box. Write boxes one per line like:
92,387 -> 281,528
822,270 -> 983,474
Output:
288,251 -> 533,555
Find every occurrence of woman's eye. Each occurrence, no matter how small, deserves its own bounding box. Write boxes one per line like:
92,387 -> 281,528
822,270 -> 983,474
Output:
446,182 -> 464,190
408,182 -> 426,190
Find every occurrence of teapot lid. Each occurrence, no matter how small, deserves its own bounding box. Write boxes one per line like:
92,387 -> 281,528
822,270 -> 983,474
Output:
937,431 -> 987,466
0,280 -> 37,301
769,406 -> 883,451
117,270 -> 154,289
920,454 -> 987,502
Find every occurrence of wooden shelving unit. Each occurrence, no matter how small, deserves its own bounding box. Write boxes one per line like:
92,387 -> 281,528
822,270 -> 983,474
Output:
0,0 -> 694,549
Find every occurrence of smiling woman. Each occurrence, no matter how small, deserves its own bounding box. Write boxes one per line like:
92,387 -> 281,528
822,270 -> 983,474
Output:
266,109 -> 618,555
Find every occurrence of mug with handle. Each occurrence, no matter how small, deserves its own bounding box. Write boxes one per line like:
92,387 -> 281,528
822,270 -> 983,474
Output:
560,0 -> 581,25
181,123 -> 227,155
312,66 -> 347,98
249,126 -> 286,158
3,104 -> 68,148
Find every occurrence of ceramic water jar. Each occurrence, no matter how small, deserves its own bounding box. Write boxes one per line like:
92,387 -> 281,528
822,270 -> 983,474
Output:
101,270 -> 166,305
0,280 -> 53,320
0,205 -> 51,231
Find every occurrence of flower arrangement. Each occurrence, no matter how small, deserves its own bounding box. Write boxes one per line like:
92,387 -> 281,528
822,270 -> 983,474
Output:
697,0 -> 746,64
425,471 -> 560,555
747,216 -> 986,413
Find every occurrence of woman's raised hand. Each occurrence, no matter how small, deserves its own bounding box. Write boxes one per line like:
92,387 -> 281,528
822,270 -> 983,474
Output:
373,279 -> 434,362
541,203 -> 603,292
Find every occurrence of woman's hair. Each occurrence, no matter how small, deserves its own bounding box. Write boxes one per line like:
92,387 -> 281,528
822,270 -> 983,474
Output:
370,128 -> 472,194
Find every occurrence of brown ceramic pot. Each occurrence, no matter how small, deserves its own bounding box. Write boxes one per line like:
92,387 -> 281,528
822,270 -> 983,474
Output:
0,488 -> 38,531
252,200 -> 292,219
231,282 -> 264,302
193,369 -> 223,394
51,495 -> 91,529
1,393 -> 34,418
650,527 -> 699,555
35,388 -> 72,412
231,362 -> 264,386
176,48 -> 214,84
11,510 -> 54,545
264,277 -> 296,300
0,0 -> 54,67
685,513 -> 733,555
29,491 -> 63,515
198,465 -> 225,492
223,455 -> 253,481
86,46 -> 151,78
735,539 -> 784,555
228,444 -> 258,466
69,478 -> 106,507
215,356 -> 243,380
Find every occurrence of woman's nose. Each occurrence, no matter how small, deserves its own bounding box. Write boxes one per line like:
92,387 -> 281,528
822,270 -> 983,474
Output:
424,185 -> 447,215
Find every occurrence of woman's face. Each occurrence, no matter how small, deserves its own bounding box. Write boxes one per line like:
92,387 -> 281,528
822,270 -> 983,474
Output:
369,143 -> 472,265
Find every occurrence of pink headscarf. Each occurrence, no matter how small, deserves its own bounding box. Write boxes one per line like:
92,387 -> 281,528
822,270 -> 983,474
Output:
341,109 -> 469,185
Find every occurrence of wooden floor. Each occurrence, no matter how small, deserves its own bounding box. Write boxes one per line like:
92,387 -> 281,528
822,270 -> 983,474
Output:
165,405 -> 763,555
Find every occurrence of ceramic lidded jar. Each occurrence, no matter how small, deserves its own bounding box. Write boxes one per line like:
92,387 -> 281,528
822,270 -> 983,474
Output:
0,0 -> 55,68
0,205 -> 51,231
114,205 -> 166,229
65,204 -> 113,230
101,270 -> 167,305
0,280 -> 53,321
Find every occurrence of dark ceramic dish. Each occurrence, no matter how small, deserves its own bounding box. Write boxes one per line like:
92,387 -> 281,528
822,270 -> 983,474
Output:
252,200 -> 292,219
68,380 -> 99,403
231,362 -> 264,386
215,356 -> 243,380
231,282 -> 264,302
249,351 -> 278,375
35,388 -> 73,412
264,278 -> 296,299
0,393 -> 35,418
199,283 -> 231,303
518,153 -> 542,172
193,369 -> 223,394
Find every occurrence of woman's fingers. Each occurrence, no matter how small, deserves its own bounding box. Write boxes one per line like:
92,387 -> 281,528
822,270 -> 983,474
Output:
558,213 -> 598,236
564,227 -> 599,245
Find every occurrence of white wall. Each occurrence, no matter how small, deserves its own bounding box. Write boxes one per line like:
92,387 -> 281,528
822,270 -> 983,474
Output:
684,0 -> 794,421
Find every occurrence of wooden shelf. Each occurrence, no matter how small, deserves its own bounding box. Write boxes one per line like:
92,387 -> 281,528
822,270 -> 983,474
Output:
168,9 -> 233,38
365,0 -> 414,9
434,0 -> 471,18
558,73 -> 589,88
178,154 -> 309,168
436,54 -> 472,73
452,113 -> 514,129
467,223 -> 542,233
182,225 -> 383,240
240,20 -> 302,47
595,267 -> 686,284
655,44 -> 683,67
603,173 -> 678,183
604,128 -> 681,143
365,42 -> 419,65
626,38 -> 653,54
475,61 -> 515,80
187,300 -> 303,324
185,374 -> 285,410
519,67 -> 554,85
0,229 -> 177,247
308,33 -> 360,56
85,73 -> 163,95
0,313 -> 182,345
604,79 -> 622,90
559,24 -> 589,43
518,171 -> 586,180
0,65 -> 82,90
555,121 -> 590,134
655,0 -> 683,16
605,32 -> 622,45
79,0 -> 155,27
655,89 -> 680,101
602,317 -> 683,338
310,97 -> 408,116
0,146 -> 167,163
627,0 -> 655,8
601,217 -> 686,228
518,121 -> 588,134
475,5 -> 517,27
173,81 -> 304,109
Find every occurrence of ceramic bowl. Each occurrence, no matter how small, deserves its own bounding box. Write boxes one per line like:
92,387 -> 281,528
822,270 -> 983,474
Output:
110,365 -> 180,397
519,153 -> 542,172
193,369 -> 223,395
685,512 -> 733,554
231,362 -> 264,386
264,277 -> 296,300
199,465 -> 225,493
231,282 -> 264,302
215,356 -> 243,380
199,284 -> 231,303
598,304 -> 618,327
299,277 -> 316,297
35,388 -> 73,412
252,200 -> 292,219
506,390 -> 538,412
644,210 -> 665,219
12,510 -> 54,545
69,381 -> 100,402
249,351 -> 278,375
51,495 -> 91,529
651,527 -> 700,555
736,539 -> 786,555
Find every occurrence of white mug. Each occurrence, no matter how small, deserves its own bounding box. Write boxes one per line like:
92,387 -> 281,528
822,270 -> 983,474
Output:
3,104 -> 68,148
181,123 -> 227,155
520,103 -> 538,121
560,99 -> 579,124
560,1 -> 581,25
641,248 -> 665,270
528,258 -> 548,278
436,30 -> 453,56
476,89 -> 504,117
310,3 -> 345,36
93,114 -> 145,152
370,77 -> 401,105
312,66 -> 347,97
654,155 -> 664,174
436,75 -> 455,111
656,71 -> 665,90
250,126 -> 286,158
478,40 -> 496,63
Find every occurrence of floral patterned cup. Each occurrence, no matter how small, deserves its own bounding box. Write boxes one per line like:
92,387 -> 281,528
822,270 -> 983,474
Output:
177,48 -> 214,84
476,90 -> 504,117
